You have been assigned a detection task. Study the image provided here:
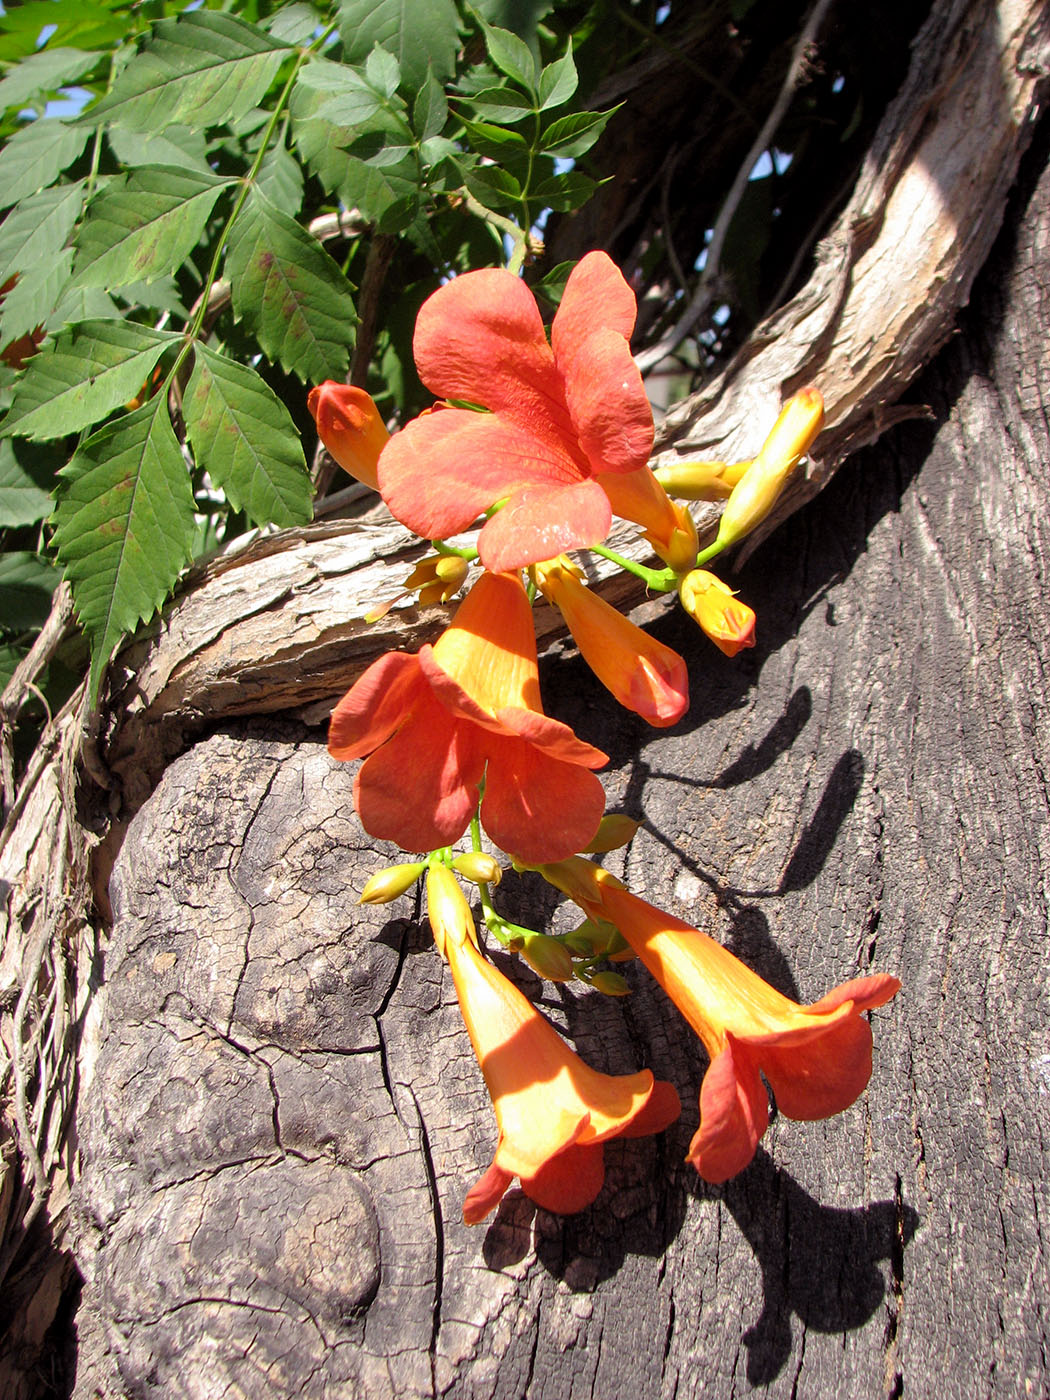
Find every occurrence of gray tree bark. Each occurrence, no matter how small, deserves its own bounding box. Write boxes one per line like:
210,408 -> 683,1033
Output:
67,111 -> 1050,1398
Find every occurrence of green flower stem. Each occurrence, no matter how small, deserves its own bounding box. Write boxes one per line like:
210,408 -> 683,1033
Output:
589,544 -> 678,592
693,537 -> 726,567
432,539 -> 479,561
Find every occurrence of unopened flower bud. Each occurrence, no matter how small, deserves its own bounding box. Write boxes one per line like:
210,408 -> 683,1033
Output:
520,933 -> 574,982
583,814 -> 641,854
654,459 -> 750,500
426,863 -> 476,958
308,382 -> 390,490
359,861 -> 426,904
589,970 -> 630,997
452,851 -> 503,886
715,387 -> 824,548
404,553 -> 470,599
678,569 -> 756,657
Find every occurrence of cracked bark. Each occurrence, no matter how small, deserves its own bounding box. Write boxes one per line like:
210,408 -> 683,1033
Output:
64,113 -> 1050,1398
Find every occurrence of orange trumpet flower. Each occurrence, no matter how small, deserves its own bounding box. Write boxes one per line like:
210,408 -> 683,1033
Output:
426,865 -> 680,1222
328,570 -> 607,863
378,252 -> 656,572
535,858 -> 900,1184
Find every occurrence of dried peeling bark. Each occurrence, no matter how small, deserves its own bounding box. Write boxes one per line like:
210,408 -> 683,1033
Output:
71,107 -> 1050,1398
1,1 -> 1049,1394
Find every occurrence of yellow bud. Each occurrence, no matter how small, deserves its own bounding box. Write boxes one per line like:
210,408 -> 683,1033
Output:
678,569 -> 756,656
582,813 -> 641,853
404,553 -> 470,605
715,387 -> 824,548
654,459 -> 750,500
520,933 -> 574,982
589,970 -> 630,997
451,851 -> 503,886
434,555 -> 470,585
426,864 -> 476,958
359,861 -> 426,904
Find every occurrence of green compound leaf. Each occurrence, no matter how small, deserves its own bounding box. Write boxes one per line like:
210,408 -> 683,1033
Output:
72,166 -> 235,290
337,0 -> 460,89
52,397 -> 197,704
1,321 -> 180,442
0,119 -> 89,211
76,11 -> 292,133
0,46 -> 101,115
225,186 -> 356,384
184,344 -> 312,528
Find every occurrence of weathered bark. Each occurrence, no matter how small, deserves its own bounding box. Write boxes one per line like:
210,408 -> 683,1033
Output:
68,109 -> 1050,1397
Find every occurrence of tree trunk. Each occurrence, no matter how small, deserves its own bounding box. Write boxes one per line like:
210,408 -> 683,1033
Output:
66,110 -> 1050,1399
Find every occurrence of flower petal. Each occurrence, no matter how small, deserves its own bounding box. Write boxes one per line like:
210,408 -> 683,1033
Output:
477,479 -> 613,572
552,250 -> 637,355
463,1159 -> 515,1225
686,1034 -> 769,1183
328,652 -> 427,760
353,696 -> 484,851
521,1140 -> 606,1215
561,325 -> 654,476
552,255 -> 652,476
413,268 -> 573,436
380,407 -> 581,542
617,1077 -> 682,1138
758,1009 -> 874,1122
481,734 -> 606,861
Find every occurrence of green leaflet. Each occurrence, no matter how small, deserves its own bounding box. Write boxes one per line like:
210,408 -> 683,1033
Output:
0,119 -> 89,211
77,11 -> 291,133
0,181 -> 86,285
337,0 -> 460,89
0,248 -> 74,345
106,123 -> 213,178
1,321 -> 180,442
52,398 -> 197,704
183,344 -> 312,528
72,166 -> 235,289
225,186 -> 356,384
0,440 -> 57,527
0,551 -> 59,632
0,47 -> 101,115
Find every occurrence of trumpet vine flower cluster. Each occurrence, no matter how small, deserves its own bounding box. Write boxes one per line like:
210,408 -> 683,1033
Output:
311,251 -> 899,1224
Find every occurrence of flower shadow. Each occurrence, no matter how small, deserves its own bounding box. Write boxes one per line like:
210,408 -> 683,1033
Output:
707,1149 -> 919,1386
478,1142 -> 917,1389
